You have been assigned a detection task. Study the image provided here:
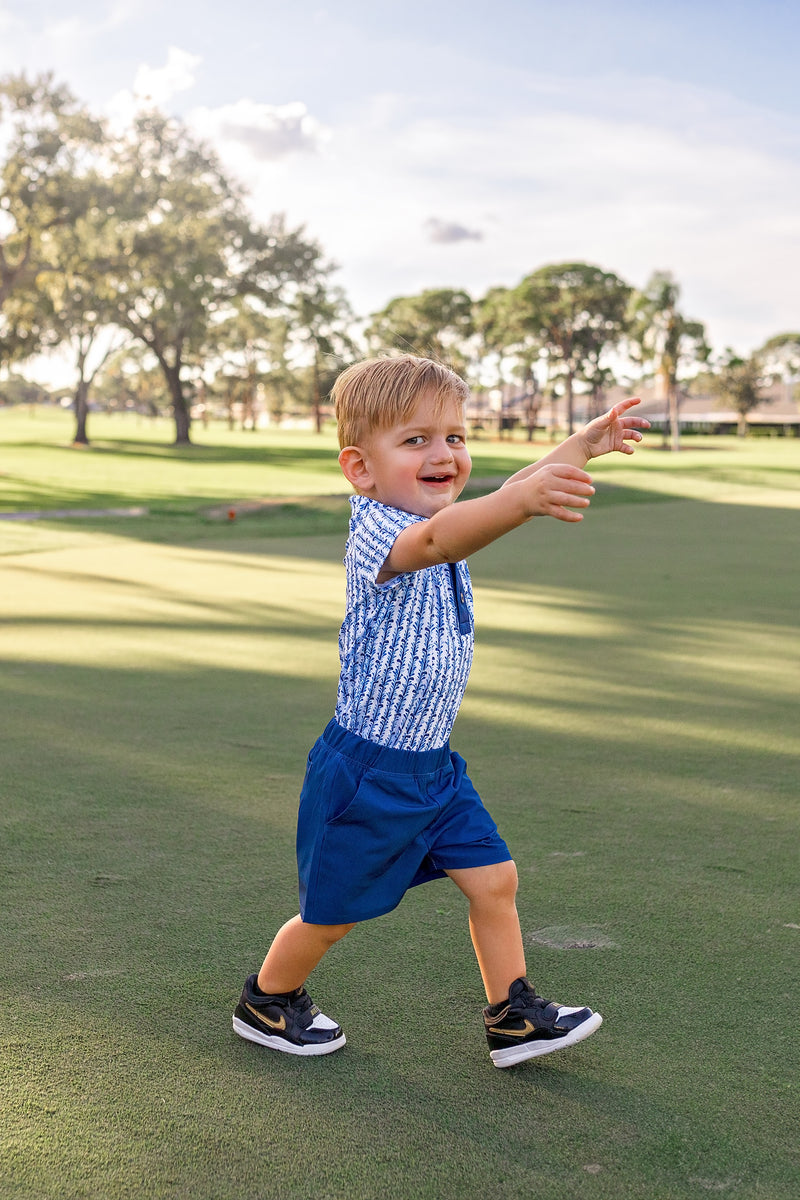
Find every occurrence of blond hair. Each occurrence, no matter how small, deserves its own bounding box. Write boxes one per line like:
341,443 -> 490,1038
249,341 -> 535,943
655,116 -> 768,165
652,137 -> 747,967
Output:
333,355 -> 469,449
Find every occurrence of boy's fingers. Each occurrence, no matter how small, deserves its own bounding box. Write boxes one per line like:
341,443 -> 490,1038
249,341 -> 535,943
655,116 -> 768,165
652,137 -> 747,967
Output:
552,491 -> 592,506
613,396 -> 641,414
549,463 -> 593,482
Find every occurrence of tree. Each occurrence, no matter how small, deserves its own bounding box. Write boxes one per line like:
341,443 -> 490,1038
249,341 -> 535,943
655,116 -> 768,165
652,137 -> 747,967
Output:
628,271 -> 709,452
34,172 -> 130,443
99,112 -> 334,444
94,344 -> 167,417
756,333 -> 800,408
579,359 -> 618,420
710,350 -> 765,436
294,282 -> 357,432
366,288 -> 475,375
0,72 -> 102,340
473,286 -> 533,389
0,372 -> 52,406
500,263 -> 631,433
211,300 -> 292,429
0,281 -> 58,367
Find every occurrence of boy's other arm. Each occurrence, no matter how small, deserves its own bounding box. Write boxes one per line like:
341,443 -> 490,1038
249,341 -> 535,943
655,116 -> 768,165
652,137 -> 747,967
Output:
379,462 -> 594,580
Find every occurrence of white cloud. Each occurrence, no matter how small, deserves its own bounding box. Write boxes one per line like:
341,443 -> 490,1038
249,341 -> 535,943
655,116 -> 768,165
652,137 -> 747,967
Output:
106,46 -> 201,132
191,98 -> 326,162
132,46 -> 200,107
424,218 -> 484,244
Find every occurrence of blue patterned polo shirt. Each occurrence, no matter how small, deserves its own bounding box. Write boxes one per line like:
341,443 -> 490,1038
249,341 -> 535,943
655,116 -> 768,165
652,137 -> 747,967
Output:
335,496 -> 474,751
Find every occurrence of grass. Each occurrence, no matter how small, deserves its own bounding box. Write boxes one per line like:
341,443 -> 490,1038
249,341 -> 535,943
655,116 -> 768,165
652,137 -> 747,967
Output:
1,410 -> 799,1199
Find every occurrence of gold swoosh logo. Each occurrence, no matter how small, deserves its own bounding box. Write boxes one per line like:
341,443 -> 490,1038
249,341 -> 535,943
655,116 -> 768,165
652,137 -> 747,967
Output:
488,1019 -> 536,1039
246,1002 -> 286,1032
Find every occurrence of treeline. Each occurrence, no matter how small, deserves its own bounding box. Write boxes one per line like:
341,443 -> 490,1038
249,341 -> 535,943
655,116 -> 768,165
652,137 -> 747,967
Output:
1,73 -> 798,448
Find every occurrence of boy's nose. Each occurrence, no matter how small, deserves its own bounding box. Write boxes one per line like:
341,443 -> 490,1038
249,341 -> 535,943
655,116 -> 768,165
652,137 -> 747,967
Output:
430,438 -> 455,463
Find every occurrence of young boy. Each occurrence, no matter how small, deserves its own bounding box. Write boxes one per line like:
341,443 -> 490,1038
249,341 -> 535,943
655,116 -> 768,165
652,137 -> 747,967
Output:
233,355 -> 648,1068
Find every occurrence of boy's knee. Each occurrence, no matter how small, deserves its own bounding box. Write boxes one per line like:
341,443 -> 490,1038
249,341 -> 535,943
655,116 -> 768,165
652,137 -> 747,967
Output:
450,859 -> 518,905
475,860 -> 519,909
303,920 -> 356,946
490,859 -> 519,903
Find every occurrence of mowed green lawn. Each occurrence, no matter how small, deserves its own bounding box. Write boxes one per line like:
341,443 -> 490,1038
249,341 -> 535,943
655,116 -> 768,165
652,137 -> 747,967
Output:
1,409 -> 799,1199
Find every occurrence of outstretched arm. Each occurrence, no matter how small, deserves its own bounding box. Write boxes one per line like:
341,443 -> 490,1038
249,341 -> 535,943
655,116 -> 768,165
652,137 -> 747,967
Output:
380,461 -> 595,580
380,398 -> 649,582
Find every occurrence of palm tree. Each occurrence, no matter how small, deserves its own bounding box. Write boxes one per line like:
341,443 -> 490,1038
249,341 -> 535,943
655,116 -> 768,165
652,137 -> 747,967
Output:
628,272 -> 709,451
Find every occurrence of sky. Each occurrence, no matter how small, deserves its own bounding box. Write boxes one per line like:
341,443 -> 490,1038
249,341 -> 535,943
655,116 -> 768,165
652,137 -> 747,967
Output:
2,0 -> 800,359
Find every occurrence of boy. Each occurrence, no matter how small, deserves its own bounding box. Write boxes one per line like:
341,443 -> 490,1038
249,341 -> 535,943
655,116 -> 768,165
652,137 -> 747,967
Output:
234,355 -> 648,1068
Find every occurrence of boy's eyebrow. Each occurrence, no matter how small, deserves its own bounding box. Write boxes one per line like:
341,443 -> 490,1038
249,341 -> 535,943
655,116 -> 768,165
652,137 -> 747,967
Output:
393,417 -> 467,435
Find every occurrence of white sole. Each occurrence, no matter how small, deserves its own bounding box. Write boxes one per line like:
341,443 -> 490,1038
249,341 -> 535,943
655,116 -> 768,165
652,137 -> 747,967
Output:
490,1012 -> 603,1068
232,1016 -> 346,1056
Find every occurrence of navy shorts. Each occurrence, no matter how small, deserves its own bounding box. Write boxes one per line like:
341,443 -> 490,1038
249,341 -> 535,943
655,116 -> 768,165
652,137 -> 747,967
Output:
296,720 -> 512,924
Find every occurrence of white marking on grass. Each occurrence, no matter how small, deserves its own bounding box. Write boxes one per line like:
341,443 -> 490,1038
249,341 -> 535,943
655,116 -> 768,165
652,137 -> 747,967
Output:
525,926 -> 618,950
0,507 -> 147,520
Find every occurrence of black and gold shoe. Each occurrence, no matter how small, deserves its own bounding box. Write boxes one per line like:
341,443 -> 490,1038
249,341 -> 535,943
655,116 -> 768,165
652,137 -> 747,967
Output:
484,976 -> 602,1068
233,975 -> 346,1056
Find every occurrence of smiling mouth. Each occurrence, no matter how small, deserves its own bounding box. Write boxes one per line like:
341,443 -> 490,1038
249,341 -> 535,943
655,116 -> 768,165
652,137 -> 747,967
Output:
421,475 -> 454,484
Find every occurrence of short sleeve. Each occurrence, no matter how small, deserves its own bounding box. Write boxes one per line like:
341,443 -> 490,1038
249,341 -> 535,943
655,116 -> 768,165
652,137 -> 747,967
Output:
347,496 -> 425,586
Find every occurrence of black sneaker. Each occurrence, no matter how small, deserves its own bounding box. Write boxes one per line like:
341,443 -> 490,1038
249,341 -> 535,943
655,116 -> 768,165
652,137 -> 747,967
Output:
233,974 -> 346,1056
484,976 -> 602,1068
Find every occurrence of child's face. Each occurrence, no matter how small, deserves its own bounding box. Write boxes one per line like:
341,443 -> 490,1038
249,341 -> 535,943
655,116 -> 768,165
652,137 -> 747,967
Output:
354,391 -> 472,518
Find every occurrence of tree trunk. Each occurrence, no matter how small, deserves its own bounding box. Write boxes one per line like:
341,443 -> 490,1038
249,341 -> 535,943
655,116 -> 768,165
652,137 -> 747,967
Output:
668,384 -> 681,453
72,342 -> 91,445
565,370 -> 575,435
162,361 -> 191,444
72,379 -> 90,445
312,348 -> 323,434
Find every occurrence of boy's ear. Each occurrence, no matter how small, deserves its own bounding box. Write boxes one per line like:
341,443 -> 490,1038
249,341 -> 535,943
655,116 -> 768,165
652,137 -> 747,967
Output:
338,445 -> 374,493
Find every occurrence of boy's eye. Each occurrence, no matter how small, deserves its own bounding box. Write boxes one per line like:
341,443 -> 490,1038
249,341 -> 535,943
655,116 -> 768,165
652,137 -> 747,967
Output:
405,435 -> 424,445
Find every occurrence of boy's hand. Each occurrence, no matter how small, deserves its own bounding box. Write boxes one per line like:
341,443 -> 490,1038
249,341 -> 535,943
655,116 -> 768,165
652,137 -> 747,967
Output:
518,462 -> 596,523
580,397 -> 650,459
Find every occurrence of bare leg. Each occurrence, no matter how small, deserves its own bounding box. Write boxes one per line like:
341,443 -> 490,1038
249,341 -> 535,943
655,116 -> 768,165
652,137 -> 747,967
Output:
257,914 -> 356,995
447,861 -> 525,1005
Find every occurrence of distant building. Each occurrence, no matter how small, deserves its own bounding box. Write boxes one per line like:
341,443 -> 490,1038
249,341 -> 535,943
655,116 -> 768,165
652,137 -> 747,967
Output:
467,380 -> 800,437
613,381 -> 800,437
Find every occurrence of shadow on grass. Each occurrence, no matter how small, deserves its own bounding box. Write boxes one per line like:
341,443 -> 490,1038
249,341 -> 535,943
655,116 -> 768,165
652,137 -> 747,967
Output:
8,437 -> 341,467
3,649 -> 798,1198
3,497 -> 799,1198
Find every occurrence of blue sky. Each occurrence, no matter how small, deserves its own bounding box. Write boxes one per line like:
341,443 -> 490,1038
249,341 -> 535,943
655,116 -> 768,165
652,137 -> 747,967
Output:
2,0 -> 799,357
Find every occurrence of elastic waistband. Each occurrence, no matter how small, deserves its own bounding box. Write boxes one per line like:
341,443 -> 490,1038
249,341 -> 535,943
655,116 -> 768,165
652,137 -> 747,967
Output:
321,719 -> 451,776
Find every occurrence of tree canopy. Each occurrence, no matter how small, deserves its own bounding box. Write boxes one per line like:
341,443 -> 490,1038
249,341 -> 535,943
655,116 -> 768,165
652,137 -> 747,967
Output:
497,263 -> 631,433
1,72 -> 794,448
366,288 -> 475,376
